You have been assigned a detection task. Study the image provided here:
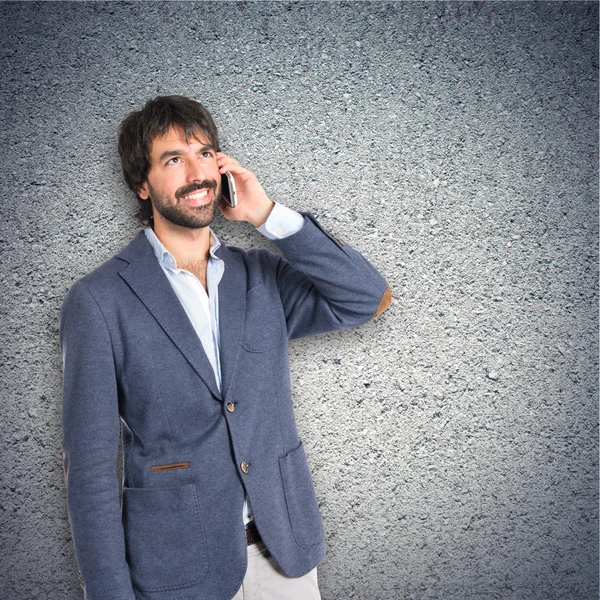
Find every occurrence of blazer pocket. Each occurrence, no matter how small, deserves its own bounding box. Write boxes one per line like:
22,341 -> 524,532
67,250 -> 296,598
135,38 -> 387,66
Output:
122,483 -> 208,592
279,441 -> 324,549
241,284 -> 282,352
150,461 -> 190,472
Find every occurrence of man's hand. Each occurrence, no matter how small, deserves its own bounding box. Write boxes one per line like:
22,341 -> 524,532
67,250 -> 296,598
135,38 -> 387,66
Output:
217,153 -> 275,228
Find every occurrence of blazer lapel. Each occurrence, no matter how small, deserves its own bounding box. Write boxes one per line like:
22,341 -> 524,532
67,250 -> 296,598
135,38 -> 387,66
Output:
117,231 -> 222,400
214,244 -> 246,402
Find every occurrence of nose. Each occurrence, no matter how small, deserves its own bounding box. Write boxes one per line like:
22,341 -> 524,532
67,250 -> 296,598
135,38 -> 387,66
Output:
185,156 -> 210,183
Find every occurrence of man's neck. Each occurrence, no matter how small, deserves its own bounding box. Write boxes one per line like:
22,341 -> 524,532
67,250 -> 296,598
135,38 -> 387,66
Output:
151,218 -> 212,269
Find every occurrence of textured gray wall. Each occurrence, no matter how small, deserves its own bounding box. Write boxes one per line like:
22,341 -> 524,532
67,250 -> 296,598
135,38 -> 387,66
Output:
1,2 -> 597,599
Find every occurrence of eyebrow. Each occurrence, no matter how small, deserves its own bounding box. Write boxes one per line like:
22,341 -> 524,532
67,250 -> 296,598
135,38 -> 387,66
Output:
158,145 -> 215,163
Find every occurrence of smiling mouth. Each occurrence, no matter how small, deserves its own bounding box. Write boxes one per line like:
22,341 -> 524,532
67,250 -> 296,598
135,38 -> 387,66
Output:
180,189 -> 212,206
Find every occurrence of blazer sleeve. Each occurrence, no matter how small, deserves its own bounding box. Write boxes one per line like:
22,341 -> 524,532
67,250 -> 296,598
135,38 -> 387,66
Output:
59,280 -> 136,600
268,212 -> 392,340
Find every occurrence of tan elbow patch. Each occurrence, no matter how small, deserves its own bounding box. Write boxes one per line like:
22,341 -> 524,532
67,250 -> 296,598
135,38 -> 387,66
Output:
372,285 -> 392,319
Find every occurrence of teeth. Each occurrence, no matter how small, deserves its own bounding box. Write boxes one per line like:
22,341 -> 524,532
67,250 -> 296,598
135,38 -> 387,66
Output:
184,190 -> 208,201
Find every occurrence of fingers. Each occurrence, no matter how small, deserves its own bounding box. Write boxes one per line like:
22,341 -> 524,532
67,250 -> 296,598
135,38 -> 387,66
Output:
216,152 -> 250,177
216,152 -> 236,172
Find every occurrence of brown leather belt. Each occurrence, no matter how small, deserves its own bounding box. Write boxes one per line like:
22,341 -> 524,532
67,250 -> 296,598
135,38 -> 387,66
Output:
245,521 -> 262,545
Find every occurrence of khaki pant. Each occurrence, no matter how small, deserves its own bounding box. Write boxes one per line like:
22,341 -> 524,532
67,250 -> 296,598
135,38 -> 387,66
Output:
232,542 -> 321,600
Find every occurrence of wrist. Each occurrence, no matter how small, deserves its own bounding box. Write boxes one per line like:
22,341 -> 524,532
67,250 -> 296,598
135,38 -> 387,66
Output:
248,199 -> 275,228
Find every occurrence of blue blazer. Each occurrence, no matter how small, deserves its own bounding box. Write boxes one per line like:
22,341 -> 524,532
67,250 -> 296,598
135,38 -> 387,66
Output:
60,213 -> 390,600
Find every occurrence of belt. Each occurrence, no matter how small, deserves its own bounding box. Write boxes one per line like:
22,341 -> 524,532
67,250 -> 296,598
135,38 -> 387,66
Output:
245,521 -> 262,546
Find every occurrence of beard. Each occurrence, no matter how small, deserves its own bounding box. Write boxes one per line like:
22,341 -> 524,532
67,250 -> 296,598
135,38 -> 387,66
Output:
148,179 -> 221,229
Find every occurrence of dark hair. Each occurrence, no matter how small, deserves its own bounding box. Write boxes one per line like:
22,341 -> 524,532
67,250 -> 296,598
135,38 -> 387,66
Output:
117,95 -> 220,226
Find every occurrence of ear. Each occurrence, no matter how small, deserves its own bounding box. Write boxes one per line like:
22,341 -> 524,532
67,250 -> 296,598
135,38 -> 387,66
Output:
137,181 -> 150,200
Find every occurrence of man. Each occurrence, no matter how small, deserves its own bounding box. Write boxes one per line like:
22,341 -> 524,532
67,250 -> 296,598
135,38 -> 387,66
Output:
60,96 -> 391,600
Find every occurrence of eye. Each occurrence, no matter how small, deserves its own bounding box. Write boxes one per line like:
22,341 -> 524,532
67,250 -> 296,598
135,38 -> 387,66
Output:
200,151 -> 213,159
167,157 -> 182,165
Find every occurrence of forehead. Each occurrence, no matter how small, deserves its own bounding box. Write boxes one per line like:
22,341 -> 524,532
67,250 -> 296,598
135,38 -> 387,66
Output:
148,126 -> 211,157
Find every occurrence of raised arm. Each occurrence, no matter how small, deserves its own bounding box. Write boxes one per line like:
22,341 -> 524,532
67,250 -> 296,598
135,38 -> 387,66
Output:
216,152 -> 391,339
267,212 -> 391,339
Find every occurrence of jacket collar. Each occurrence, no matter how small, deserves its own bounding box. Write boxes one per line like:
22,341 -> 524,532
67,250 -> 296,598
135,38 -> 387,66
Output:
116,230 -> 247,402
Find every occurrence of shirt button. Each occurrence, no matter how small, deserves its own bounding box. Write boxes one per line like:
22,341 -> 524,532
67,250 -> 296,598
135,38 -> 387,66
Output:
226,401 -> 235,413
240,462 -> 249,474
276,227 -> 285,236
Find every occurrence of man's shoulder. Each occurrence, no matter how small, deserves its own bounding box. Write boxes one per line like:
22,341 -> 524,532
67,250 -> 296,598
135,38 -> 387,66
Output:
62,231 -> 147,299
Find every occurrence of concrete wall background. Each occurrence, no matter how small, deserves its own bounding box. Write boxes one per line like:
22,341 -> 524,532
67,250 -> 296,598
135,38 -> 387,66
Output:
0,2 -> 597,599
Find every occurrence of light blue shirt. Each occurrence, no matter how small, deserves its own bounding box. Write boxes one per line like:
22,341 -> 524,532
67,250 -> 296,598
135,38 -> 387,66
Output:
144,202 -> 304,525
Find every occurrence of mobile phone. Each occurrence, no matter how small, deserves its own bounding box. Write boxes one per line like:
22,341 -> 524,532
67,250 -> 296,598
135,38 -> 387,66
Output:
221,172 -> 238,207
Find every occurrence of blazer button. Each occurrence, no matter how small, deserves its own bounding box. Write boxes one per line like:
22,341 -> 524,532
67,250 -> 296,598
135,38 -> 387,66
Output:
240,462 -> 249,474
226,401 -> 235,413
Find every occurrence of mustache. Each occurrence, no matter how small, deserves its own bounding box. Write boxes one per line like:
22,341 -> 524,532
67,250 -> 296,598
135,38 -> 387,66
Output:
175,180 -> 217,200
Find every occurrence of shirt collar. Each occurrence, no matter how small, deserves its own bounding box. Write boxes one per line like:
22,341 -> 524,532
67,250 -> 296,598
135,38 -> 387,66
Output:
144,227 -> 222,271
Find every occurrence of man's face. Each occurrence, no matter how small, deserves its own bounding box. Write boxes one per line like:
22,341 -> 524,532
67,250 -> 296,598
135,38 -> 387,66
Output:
138,126 -> 221,229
